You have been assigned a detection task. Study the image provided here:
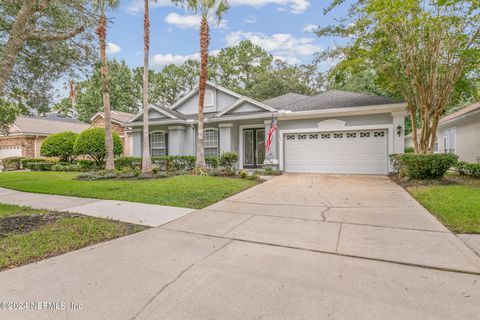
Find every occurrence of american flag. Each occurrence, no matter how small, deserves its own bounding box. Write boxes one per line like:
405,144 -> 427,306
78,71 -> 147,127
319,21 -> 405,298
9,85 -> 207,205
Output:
265,113 -> 278,152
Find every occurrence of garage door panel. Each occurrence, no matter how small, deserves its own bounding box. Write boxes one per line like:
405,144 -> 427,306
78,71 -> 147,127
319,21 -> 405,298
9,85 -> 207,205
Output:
0,146 -> 22,159
284,130 -> 388,175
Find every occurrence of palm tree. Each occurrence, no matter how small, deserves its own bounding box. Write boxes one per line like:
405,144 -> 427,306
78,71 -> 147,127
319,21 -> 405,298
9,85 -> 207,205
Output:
93,0 -> 119,172
174,0 -> 229,170
141,0 -> 152,174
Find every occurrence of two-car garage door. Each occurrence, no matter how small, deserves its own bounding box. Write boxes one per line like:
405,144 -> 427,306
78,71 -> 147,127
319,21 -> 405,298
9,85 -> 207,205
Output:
284,130 -> 388,174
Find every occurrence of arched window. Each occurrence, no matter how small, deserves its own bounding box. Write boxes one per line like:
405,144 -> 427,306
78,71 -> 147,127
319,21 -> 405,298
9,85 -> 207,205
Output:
150,131 -> 166,156
203,128 -> 219,157
204,90 -> 214,107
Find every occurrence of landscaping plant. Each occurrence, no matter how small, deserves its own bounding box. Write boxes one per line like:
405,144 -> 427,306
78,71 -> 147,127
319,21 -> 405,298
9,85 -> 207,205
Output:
219,152 -> 239,172
73,128 -> 122,167
393,153 -> 458,179
456,161 -> 480,178
40,131 -> 78,162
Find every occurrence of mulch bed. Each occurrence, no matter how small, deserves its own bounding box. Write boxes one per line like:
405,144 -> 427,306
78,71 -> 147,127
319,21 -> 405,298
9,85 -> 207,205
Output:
0,212 -> 82,238
389,172 -> 480,189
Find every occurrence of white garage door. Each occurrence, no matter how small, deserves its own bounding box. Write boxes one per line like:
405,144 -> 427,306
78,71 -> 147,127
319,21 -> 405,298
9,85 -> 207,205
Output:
284,130 -> 388,174
0,146 -> 22,159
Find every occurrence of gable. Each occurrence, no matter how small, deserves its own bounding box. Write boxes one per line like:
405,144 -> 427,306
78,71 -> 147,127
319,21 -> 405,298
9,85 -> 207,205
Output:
173,83 -> 241,115
228,101 -> 266,114
148,109 -> 166,120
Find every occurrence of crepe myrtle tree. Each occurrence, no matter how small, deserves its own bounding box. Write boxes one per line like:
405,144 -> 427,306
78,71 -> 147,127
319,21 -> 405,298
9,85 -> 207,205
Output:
320,0 -> 480,153
172,0 -> 229,170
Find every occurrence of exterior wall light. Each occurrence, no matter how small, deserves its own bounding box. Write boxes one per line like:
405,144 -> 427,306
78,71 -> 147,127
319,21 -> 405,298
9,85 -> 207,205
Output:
396,125 -> 403,137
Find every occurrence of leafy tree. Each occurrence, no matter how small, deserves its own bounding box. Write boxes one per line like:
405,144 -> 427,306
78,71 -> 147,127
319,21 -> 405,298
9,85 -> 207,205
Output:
320,0 -> 480,153
74,128 -> 122,166
153,61 -> 200,105
174,0 -> 229,170
0,1 -> 95,127
211,40 -> 273,94
0,100 -> 18,134
247,60 -> 323,100
40,131 -> 78,162
75,60 -> 139,122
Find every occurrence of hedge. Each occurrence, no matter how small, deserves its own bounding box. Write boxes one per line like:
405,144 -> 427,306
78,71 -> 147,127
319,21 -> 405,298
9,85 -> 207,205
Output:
392,153 -> 458,179
26,162 -> 54,171
114,156 -> 196,172
455,161 -> 480,178
1,157 -> 25,171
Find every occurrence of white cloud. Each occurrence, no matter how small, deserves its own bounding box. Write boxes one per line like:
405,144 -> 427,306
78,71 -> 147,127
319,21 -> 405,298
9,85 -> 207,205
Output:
164,12 -> 227,29
244,15 -> 257,24
165,13 -> 201,29
151,50 -> 220,68
225,31 -> 320,64
127,0 -> 174,15
229,0 -> 310,14
106,42 -> 121,54
303,24 -> 317,33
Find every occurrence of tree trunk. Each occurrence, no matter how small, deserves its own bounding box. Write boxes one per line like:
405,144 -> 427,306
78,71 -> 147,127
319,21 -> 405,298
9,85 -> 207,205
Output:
97,15 -> 115,172
141,0 -> 152,174
0,2 -> 37,95
408,106 -> 419,153
195,17 -> 209,170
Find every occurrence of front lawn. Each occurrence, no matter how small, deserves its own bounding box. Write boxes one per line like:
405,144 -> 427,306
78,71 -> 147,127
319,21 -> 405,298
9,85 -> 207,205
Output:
0,203 -> 147,270
0,172 -> 257,209
408,184 -> 480,234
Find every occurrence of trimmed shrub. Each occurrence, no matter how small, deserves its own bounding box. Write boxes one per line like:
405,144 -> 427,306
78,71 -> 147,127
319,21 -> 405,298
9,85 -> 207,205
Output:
20,157 -> 58,167
239,170 -> 248,178
73,128 -> 123,167
392,153 -> 458,179
1,157 -> 25,171
219,152 -> 239,171
404,146 -> 415,153
152,156 -> 196,172
40,131 -> 78,162
77,159 -> 97,171
205,156 -> 219,169
51,164 -> 82,172
115,157 -> 142,170
26,162 -> 54,171
455,161 -> 480,178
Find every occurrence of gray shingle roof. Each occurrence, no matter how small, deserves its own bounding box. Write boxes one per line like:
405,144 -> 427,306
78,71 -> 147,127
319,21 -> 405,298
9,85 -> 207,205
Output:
153,104 -> 186,119
262,93 -> 310,109
40,113 -> 87,124
274,90 -> 401,112
94,110 -> 136,124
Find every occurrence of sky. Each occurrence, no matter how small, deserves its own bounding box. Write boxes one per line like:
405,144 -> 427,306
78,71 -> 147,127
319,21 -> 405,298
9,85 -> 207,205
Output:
102,0 -> 351,72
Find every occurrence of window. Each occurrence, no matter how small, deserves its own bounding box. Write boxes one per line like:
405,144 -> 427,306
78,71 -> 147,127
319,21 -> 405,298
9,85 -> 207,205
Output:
321,133 -> 331,139
298,134 -> 307,140
309,134 -> 318,139
333,133 -> 343,139
346,132 -> 356,138
444,128 -> 456,154
434,136 -> 439,153
204,90 -> 214,107
150,131 -> 166,156
204,129 -> 219,157
286,135 -> 295,140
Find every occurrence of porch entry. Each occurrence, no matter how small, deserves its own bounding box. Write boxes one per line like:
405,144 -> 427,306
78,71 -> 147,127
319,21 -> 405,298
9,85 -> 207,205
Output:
243,128 -> 265,168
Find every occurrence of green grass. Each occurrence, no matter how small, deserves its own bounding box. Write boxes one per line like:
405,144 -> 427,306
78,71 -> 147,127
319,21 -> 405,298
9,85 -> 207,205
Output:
0,203 -> 49,218
0,204 -> 147,270
0,172 -> 257,209
409,185 -> 480,234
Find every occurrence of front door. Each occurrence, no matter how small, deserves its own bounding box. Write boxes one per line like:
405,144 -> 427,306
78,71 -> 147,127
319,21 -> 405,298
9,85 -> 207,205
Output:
243,128 -> 265,168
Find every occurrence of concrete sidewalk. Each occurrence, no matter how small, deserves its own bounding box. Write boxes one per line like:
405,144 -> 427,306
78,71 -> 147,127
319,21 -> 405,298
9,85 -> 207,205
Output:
0,175 -> 479,320
0,187 -> 195,226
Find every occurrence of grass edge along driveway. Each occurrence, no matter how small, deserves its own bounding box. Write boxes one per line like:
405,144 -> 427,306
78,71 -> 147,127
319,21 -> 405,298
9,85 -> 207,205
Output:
408,184 -> 480,234
0,203 -> 147,270
0,172 -> 257,209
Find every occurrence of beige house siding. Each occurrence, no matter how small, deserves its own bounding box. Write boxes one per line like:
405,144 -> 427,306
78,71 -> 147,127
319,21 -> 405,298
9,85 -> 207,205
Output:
438,113 -> 480,162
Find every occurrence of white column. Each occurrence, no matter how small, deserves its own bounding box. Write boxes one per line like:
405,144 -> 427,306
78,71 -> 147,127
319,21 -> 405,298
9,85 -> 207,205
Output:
391,111 -> 406,154
219,123 -> 233,154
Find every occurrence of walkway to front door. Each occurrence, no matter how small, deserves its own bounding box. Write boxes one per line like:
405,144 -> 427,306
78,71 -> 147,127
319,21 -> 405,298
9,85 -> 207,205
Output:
243,128 -> 265,168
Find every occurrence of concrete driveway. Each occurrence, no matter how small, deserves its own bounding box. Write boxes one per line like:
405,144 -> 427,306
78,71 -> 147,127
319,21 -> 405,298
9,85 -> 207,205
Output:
1,174 -> 479,320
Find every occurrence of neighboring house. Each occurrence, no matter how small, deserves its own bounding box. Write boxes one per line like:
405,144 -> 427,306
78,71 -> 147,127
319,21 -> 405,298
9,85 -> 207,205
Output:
127,81 -> 406,174
0,114 -> 90,159
91,110 -> 135,156
405,102 -> 480,162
